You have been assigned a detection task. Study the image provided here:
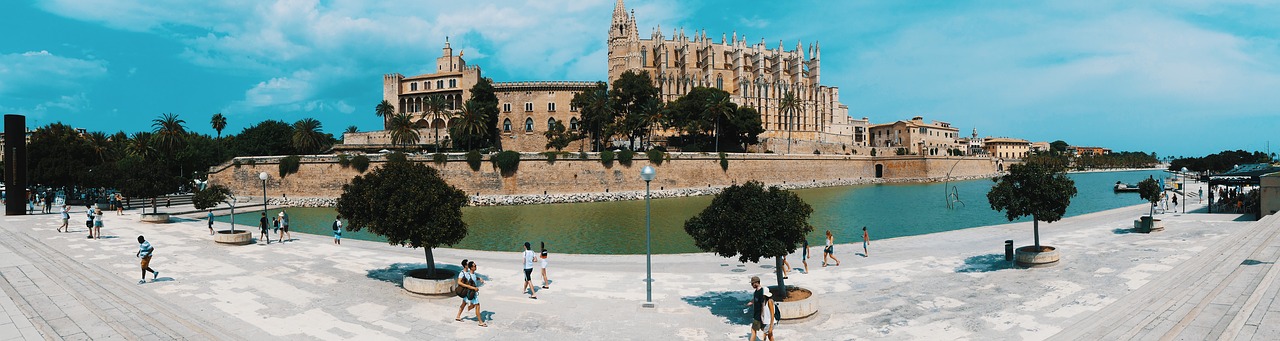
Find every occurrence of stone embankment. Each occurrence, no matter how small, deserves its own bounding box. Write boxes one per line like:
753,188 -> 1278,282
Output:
259,173 -> 1002,208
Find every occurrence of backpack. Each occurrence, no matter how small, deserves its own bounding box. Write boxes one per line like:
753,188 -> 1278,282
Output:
454,274 -> 474,298
332,221 -> 340,232
772,301 -> 782,322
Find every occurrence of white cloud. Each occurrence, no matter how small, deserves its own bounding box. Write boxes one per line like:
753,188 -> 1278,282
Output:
0,50 -> 108,97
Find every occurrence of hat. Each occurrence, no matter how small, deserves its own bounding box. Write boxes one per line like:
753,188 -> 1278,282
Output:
750,276 -> 760,284
762,288 -> 773,297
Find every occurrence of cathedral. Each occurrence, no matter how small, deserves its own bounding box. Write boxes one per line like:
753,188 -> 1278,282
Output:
373,0 -> 857,152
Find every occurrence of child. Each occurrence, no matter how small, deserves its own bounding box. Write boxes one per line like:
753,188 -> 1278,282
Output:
540,247 -> 550,289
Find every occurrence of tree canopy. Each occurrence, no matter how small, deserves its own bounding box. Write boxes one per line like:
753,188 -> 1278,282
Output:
1137,177 -> 1161,218
684,180 -> 813,298
335,159 -> 469,276
987,162 -> 1077,249
449,78 -> 501,151
664,87 -> 764,151
1169,150 -> 1273,173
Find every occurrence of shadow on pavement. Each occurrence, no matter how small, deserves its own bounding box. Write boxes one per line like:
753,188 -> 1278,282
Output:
366,263 -> 466,286
955,254 -> 1016,273
1112,228 -> 1135,235
682,291 -> 752,325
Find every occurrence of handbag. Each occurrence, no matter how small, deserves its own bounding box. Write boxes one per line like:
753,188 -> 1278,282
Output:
454,277 -> 474,298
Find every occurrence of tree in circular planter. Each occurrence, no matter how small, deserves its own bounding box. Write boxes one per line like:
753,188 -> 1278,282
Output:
1136,177 -> 1162,231
684,181 -> 813,300
336,158 -> 468,282
192,184 -> 233,229
987,162 -> 1077,267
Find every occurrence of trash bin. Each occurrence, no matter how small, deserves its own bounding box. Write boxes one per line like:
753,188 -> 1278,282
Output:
1004,240 -> 1014,261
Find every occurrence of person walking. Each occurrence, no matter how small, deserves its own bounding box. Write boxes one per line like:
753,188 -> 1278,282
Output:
862,226 -> 870,257
115,194 -> 124,215
822,230 -> 840,267
135,236 -> 160,284
272,215 -> 281,243
92,208 -> 103,239
460,260 -> 487,327
745,276 -> 775,341
780,256 -> 791,279
1172,194 -> 1179,209
521,242 -> 538,299
259,212 -> 271,245
85,204 -> 95,239
800,238 -> 810,274
207,210 -> 215,236
58,204 -> 69,233
332,215 -> 343,245
278,211 -> 292,242
540,246 -> 550,289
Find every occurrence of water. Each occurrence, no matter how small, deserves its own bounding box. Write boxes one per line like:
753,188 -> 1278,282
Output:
214,170 -> 1170,255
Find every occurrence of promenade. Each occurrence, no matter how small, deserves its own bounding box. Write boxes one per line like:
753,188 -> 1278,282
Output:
0,181 -> 1273,340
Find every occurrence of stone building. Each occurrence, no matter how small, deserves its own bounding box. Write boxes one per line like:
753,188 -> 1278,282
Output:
868,116 -> 961,156
983,137 -> 1031,160
606,0 -> 852,144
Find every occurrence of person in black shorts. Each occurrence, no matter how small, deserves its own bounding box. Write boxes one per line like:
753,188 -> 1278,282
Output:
259,212 -> 270,245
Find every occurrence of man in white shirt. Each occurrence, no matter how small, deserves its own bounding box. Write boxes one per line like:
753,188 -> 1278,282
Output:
522,242 -> 538,299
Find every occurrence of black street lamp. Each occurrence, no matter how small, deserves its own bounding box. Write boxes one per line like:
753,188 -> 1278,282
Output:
258,172 -> 268,216
640,165 -> 656,308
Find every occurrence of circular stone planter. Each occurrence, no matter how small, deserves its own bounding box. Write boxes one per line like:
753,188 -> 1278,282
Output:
1015,245 -> 1060,268
213,230 -> 253,245
403,268 -> 458,297
139,213 -> 171,223
771,286 -> 818,320
1135,216 -> 1164,233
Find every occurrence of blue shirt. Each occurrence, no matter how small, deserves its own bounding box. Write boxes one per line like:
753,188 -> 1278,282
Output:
139,241 -> 154,258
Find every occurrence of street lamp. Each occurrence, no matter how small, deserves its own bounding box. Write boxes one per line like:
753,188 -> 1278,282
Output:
640,165 -> 656,308
258,172 -> 268,217
1181,167 -> 1188,214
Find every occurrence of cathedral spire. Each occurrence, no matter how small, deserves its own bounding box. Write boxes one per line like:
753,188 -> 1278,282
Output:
613,0 -> 626,20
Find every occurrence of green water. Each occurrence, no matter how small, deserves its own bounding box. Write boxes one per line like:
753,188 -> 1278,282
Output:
214,170 -> 1170,254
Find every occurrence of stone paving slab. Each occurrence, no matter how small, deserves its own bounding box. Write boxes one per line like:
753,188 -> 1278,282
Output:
0,180 -> 1272,340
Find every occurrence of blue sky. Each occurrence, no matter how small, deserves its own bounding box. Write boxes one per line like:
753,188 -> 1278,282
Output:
2,0 -> 1278,157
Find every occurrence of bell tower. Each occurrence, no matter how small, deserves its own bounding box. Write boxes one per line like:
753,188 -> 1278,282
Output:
608,0 -> 639,82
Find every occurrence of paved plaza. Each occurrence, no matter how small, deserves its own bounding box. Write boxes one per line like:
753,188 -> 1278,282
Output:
0,181 -> 1277,340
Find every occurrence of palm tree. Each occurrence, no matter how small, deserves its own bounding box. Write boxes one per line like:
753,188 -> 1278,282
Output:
423,95 -> 449,152
705,91 -> 735,153
375,100 -> 394,129
778,91 -> 802,154
128,132 -> 156,159
450,100 -> 490,151
210,113 -> 227,138
345,126 -> 360,134
85,131 -> 111,163
292,118 -> 327,154
387,113 -> 420,150
151,113 -> 187,156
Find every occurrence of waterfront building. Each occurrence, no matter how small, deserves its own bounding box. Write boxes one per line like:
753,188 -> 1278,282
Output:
957,127 -> 985,156
983,137 -> 1031,160
1068,146 -> 1111,157
868,116 -> 961,156
1030,141 -> 1050,153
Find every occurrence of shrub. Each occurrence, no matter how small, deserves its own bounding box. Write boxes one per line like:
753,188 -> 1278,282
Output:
432,153 -> 448,165
600,150 -> 615,167
465,150 -> 482,171
542,151 -> 558,164
718,152 -> 729,171
579,151 -> 588,160
351,155 -> 371,173
386,152 -> 408,164
646,149 -> 665,166
491,150 -> 521,176
618,150 -> 634,167
337,154 -> 350,168
246,158 -> 257,166
232,159 -> 242,168
278,155 -> 302,178
871,148 -> 877,157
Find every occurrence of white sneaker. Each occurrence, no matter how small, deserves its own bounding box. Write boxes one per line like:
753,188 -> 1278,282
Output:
138,280 -> 145,285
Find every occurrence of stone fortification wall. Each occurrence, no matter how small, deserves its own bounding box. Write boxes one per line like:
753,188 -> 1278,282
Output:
206,153 -> 1000,204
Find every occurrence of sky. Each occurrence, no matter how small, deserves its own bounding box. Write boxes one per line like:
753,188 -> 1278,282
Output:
1,0 -> 1278,158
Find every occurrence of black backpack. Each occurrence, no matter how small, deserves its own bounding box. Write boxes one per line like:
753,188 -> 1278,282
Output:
332,221 -> 340,231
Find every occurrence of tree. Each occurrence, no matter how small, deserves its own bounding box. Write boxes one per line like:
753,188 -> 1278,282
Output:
335,159 -> 469,278
1049,140 -> 1069,155
611,70 -> 660,150
211,113 -> 227,138
116,155 -> 186,214
571,81 -> 612,151
291,118 -> 328,154
684,181 -> 814,299
152,113 -> 188,156
387,113 -> 420,150
230,120 -> 294,157
375,99 -> 394,120
986,162 -> 1077,250
778,91 -> 802,154
423,95 -> 450,152
449,100 -> 490,151
543,119 -> 578,151
192,184 -> 235,232
28,123 -> 95,189
345,125 -> 360,134
705,90 -> 735,153
1137,177 -> 1161,218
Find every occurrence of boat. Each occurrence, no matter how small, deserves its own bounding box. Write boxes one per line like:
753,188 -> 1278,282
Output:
1114,181 -> 1139,192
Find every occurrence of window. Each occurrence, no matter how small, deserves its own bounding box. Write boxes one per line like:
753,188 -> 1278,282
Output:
716,76 -> 723,90
547,118 -> 557,130
524,117 -> 534,132
570,103 -> 578,112
570,117 -> 579,130
436,80 -> 443,89
641,50 -> 647,66
449,79 -> 457,88
548,102 -> 556,112
503,103 -> 511,113
524,103 -> 533,112
410,82 -> 418,91
503,119 -> 512,132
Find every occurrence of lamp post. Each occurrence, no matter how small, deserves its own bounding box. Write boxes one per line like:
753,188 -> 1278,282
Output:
258,172 -> 268,217
640,165 -> 656,308
1181,167 -> 1188,214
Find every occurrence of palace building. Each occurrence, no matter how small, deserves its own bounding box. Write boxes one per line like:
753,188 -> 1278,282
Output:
373,0 -> 854,152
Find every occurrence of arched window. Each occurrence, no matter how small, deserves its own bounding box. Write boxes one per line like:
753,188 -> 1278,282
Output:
716,75 -> 723,90
503,118 -> 512,132
524,117 -> 534,132
547,117 -> 557,130
569,117 -> 579,130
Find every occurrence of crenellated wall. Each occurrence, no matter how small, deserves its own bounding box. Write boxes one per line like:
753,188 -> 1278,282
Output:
207,153 -> 1001,201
